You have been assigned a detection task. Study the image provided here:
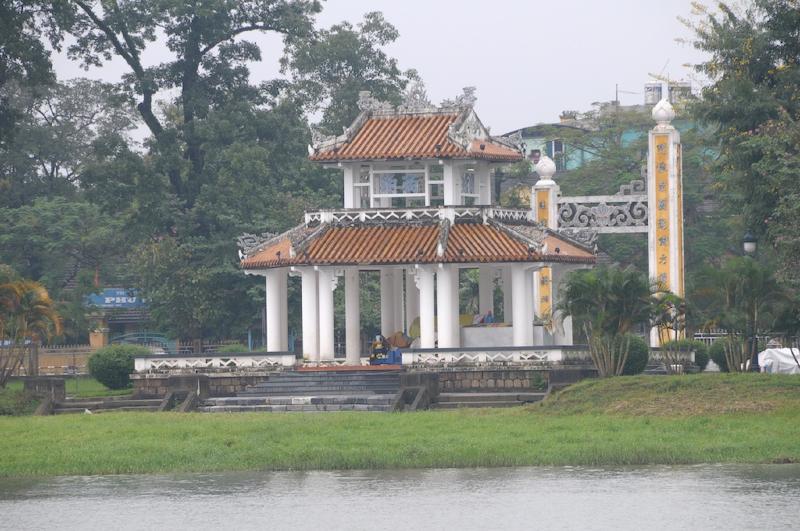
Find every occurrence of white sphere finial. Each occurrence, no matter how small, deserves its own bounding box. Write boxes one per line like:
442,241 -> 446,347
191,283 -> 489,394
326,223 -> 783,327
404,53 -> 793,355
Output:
652,98 -> 675,125
534,155 -> 557,181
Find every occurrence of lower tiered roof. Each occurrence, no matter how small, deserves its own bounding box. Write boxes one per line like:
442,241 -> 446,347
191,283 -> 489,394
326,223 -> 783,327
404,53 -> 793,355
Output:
239,207 -> 595,270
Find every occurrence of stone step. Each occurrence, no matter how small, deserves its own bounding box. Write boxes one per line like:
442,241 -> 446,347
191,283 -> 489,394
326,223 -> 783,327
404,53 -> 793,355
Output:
249,377 -> 400,387
431,401 -> 525,409
198,404 -> 392,413
240,386 -> 399,395
56,399 -> 162,408
54,405 -> 160,414
436,392 -> 546,403
204,395 -> 395,407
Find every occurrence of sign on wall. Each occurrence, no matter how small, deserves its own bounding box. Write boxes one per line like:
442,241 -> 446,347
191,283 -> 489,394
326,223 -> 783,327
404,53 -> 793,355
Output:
85,288 -> 146,309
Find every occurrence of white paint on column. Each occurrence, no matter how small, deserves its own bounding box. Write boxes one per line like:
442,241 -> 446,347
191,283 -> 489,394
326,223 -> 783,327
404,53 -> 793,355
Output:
405,269 -> 419,330
437,265 -> 459,348
478,266 -> 495,316
380,269 -> 395,336
342,164 -> 355,209
393,269 -> 404,333
317,268 -> 335,361
344,269 -> 360,365
502,267 -> 512,324
265,269 -> 282,352
278,270 -> 288,351
511,265 -> 532,346
417,267 -> 436,348
301,268 -> 319,361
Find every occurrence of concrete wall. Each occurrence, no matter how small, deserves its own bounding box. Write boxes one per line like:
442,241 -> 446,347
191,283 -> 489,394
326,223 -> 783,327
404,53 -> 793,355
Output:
132,373 -> 274,398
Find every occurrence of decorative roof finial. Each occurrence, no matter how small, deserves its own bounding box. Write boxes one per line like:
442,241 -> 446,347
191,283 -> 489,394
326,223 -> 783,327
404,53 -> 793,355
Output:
652,98 -> 676,126
534,155 -> 557,183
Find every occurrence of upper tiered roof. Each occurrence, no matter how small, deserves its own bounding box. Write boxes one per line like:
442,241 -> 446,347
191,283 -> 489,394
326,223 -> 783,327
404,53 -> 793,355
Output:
308,87 -> 524,163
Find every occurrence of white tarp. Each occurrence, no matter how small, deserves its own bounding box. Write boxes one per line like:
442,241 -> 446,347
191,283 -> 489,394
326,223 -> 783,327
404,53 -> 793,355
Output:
758,348 -> 800,374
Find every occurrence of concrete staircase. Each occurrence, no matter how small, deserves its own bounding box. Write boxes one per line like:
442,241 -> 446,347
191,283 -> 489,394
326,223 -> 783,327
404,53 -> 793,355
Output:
53,396 -> 163,414
431,392 -> 546,409
199,370 -> 402,413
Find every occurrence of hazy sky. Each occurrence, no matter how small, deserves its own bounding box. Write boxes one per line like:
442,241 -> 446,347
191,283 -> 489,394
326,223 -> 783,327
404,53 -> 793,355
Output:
53,0 -> 709,134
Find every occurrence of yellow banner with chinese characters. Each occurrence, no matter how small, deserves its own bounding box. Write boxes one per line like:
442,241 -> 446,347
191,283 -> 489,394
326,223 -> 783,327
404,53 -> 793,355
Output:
654,134 -> 670,289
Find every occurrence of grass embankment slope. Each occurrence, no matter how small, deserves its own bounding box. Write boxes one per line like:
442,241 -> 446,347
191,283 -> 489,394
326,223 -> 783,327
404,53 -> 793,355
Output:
1,374 -> 799,477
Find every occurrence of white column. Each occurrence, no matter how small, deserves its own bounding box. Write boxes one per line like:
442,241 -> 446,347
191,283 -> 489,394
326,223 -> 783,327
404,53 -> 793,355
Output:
278,270 -> 288,351
317,268 -> 335,361
437,265 -> 460,348
301,268 -> 319,361
478,266 -> 495,316
477,162 -> 491,205
265,269 -> 283,352
344,269 -> 360,365
443,162 -> 460,206
502,267 -> 513,324
380,269 -> 395,336
417,267 -> 436,348
405,269 -> 419,330
342,164 -> 355,209
511,265 -> 533,346
393,269 -> 404,333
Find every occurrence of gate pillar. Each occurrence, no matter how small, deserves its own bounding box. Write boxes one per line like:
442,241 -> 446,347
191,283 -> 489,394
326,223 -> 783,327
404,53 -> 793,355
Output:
648,99 -> 685,345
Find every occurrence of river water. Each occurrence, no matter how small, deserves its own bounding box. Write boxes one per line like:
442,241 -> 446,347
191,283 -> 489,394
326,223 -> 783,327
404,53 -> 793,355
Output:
1,465 -> 798,530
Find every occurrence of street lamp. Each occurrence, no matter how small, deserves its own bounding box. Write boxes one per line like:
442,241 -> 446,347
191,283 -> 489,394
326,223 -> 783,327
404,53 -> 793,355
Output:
742,231 -> 759,371
743,231 -> 757,255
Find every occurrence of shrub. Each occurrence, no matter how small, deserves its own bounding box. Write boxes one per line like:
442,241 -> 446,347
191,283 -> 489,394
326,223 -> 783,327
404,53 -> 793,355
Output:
662,339 -> 709,371
709,340 -> 729,372
617,335 -> 650,375
88,344 -> 149,389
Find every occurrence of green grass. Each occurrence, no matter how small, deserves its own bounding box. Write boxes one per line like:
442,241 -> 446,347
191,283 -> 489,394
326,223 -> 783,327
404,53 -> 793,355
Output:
5,376 -> 132,399
0,388 -> 39,416
1,374 -> 798,477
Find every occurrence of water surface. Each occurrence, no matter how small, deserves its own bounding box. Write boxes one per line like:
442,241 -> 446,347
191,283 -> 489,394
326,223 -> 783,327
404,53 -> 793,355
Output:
2,464 -> 798,530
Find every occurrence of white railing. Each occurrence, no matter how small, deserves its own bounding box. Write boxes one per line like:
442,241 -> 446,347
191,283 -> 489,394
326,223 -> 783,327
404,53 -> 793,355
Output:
402,347 -> 591,366
304,206 -> 536,226
134,353 -> 297,371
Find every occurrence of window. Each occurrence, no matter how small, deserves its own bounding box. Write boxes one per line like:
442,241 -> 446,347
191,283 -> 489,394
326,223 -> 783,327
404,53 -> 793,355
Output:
461,168 -> 479,204
372,169 -> 426,207
353,165 -> 371,208
546,139 -> 567,171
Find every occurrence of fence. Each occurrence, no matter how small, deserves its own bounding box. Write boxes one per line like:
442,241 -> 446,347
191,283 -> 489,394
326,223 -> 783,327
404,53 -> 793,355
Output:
692,330 -> 798,349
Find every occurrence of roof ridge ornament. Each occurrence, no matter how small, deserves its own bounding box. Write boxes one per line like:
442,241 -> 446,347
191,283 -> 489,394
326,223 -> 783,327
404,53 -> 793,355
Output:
237,232 -> 278,257
357,90 -> 395,113
397,80 -> 437,114
440,86 -> 477,111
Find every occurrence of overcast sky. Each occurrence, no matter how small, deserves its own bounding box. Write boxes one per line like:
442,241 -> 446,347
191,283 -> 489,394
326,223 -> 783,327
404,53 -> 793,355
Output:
53,0 -> 709,134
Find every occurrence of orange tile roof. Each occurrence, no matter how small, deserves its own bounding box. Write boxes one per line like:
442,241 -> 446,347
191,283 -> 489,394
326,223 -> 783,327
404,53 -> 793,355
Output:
309,114 -> 522,162
241,221 -> 594,269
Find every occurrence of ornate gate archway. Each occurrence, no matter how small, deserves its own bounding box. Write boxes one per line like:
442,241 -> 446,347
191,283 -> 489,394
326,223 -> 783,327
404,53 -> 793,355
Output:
532,99 -> 684,346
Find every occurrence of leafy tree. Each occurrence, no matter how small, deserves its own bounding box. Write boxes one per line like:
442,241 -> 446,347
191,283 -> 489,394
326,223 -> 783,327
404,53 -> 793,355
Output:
0,78 -> 136,208
62,0 -> 322,209
0,279 -> 62,387
688,0 -> 800,285
558,266 -> 654,377
281,11 -> 414,134
0,1 -> 71,144
693,256 -> 787,371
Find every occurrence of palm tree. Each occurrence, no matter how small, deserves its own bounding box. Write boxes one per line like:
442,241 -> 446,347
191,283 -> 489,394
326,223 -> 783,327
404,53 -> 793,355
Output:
0,280 -> 62,387
694,257 -> 785,372
558,266 -> 654,377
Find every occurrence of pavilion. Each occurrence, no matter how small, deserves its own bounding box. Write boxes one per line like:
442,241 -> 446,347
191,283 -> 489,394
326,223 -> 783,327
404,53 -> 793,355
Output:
239,88 -> 596,365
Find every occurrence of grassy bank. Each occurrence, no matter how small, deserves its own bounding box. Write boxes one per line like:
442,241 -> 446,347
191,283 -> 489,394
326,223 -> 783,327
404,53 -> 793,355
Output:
5,376 -> 131,399
1,374 -> 799,477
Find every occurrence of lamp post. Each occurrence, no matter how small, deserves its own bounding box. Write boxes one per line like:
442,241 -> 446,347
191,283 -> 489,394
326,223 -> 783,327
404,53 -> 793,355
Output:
742,231 -> 759,372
